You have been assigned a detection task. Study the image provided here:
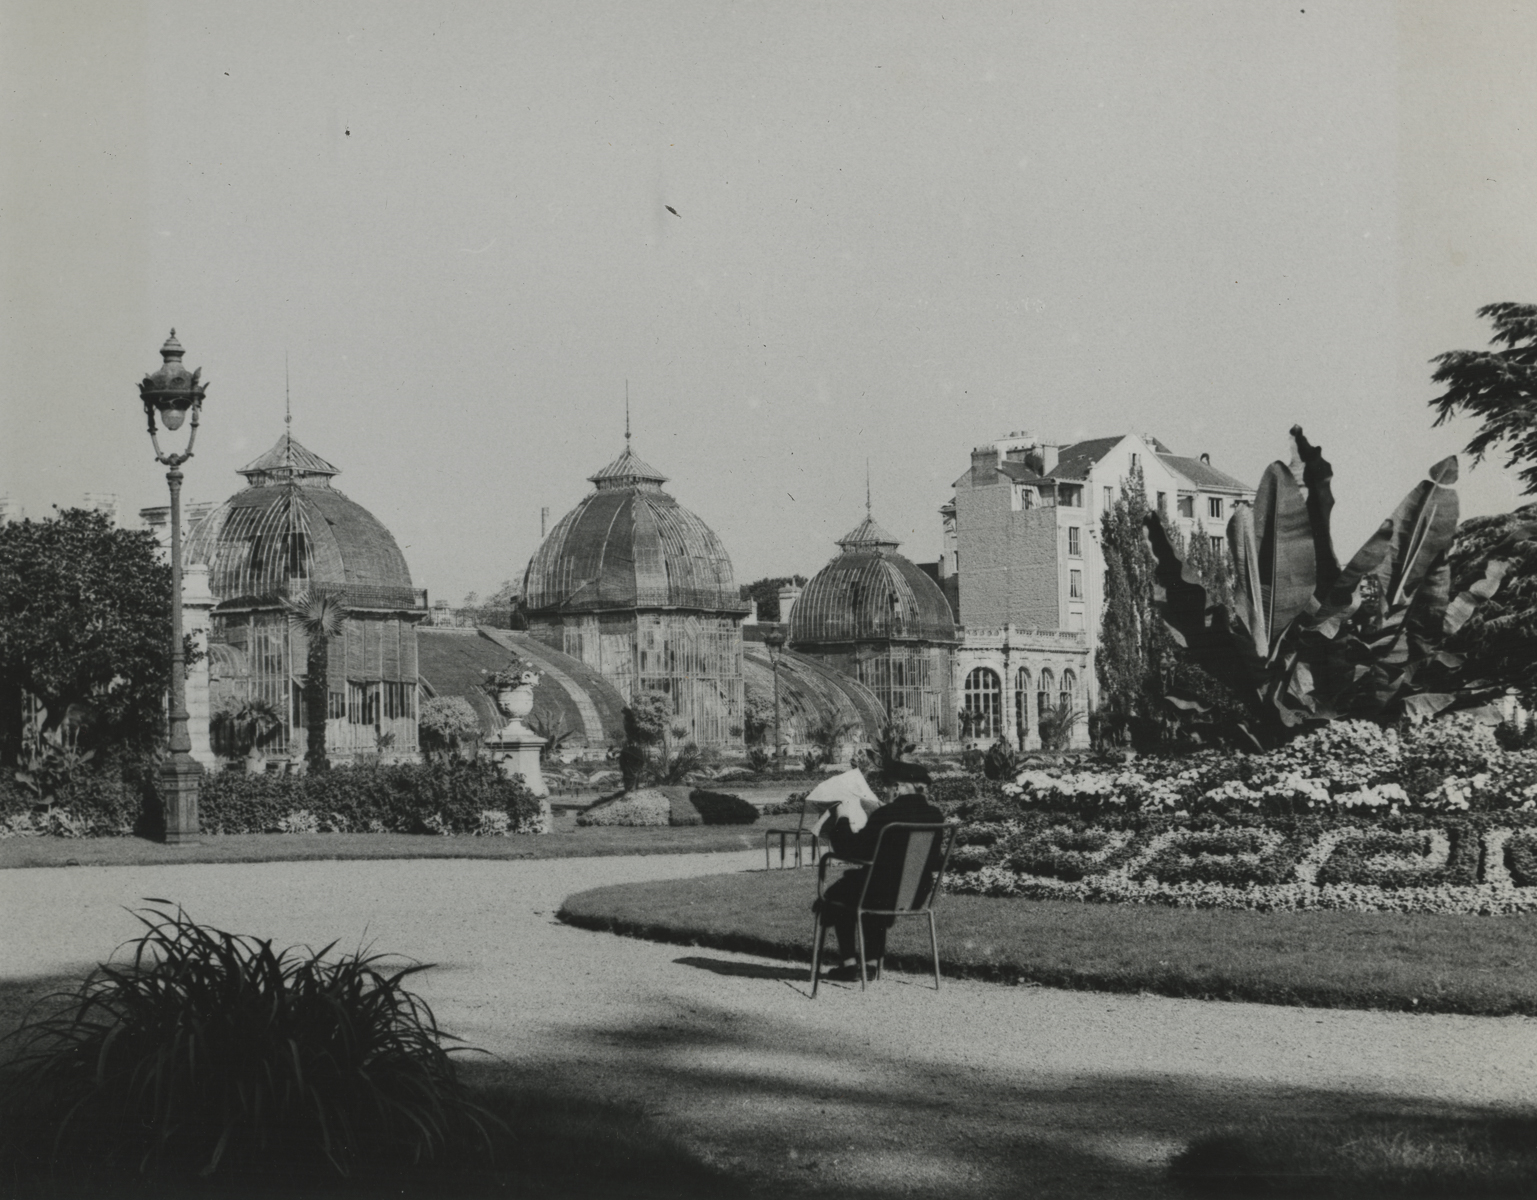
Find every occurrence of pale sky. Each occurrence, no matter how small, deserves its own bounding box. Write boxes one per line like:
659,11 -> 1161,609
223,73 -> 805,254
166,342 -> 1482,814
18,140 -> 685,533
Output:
4,1 -> 1536,603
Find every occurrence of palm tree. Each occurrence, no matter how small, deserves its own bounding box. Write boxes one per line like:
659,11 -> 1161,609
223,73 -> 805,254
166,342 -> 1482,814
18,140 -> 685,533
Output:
283,591 -> 348,773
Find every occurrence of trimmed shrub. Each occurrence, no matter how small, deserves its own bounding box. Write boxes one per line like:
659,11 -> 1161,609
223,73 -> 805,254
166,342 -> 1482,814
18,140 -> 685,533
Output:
0,906 -> 496,1187
687,788 -> 758,825
1507,828 -> 1537,888
1316,824 -> 1480,889
576,789 -> 671,827
197,759 -> 541,836
657,786 -> 703,826
1137,826 -> 1307,887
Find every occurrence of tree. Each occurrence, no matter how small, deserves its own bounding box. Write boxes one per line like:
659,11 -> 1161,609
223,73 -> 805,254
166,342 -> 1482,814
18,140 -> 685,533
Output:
1095,465 -> 1169,744
0,509 -> 175,761
283,591 -> 348,774
737,575 -> 807,623
1429,302 -> 1537,494
1445,503 -> 1537,703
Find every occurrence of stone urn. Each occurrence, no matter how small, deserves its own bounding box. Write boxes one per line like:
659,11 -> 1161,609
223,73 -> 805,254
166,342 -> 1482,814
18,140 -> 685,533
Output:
497,684 -> 535,727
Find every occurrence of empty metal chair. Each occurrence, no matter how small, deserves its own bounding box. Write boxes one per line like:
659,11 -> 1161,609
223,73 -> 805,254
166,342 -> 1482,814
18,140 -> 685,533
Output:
810,821 -> 957,996
763,791 -> 823,869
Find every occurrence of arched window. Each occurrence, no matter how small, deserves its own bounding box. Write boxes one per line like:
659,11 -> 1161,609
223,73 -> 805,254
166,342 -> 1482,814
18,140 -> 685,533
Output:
1037,669 -> 1055,727
1014,668 -> 1032,744
1060,669 -> 1077,711
963,667 -> 1002,740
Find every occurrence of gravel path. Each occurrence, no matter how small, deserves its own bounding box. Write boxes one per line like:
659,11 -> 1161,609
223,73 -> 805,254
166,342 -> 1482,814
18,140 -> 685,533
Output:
4,853 -> 1536,1198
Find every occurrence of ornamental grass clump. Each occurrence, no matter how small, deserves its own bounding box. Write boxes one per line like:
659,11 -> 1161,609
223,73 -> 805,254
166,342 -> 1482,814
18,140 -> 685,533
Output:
0,905 -> 498,1188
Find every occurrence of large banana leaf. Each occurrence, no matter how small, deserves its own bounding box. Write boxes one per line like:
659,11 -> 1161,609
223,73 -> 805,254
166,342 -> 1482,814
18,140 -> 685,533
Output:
1225,503 -> 1270,660
1252,459 -> 1317,648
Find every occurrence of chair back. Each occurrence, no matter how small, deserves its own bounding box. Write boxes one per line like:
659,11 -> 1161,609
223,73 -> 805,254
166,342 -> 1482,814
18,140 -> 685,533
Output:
861,822 -> 955,914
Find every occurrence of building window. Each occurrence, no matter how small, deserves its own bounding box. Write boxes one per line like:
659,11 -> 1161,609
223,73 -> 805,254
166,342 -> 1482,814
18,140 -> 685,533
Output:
1208,496 -> 1223,520
1014,668 -> 1032,744
1060,669 -> 1077,711
1036,668 -> 1055,728
1209,535 -> 1224,560
1058,484 -> 1083,508
1067,526 -> 1081,557
1102,486 -> 1113,510
962,667 -> 1002,741
328,692 -> 346,720
1156,492 -> 1167,516
1130,452 -> 1140,472
347,681 -> 380,726
1177,495 -> 1194,519
384,681 -> 414,721
1069,569 -> 1083,599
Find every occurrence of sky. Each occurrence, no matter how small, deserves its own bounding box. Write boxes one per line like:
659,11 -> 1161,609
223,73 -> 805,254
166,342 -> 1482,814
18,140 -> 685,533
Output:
4,0 -> 1537,604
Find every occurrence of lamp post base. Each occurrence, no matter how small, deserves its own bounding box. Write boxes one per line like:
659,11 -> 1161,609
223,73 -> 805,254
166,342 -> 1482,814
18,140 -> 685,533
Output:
158,755 -> 203,844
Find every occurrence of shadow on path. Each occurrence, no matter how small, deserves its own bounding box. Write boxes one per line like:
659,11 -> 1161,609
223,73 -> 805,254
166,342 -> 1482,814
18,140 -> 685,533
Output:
464,993 -> 1532,1200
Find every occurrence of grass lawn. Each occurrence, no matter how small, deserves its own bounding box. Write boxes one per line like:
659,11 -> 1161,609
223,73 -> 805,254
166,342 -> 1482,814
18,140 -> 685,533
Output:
0,813 -> 765,870
1169,1113 -> 1537,1197
558,867 -> 1537,1016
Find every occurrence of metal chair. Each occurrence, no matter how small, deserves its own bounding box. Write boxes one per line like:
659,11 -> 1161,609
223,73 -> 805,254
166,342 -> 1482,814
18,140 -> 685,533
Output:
810,821 -> 957,996
763,792 -> 825,869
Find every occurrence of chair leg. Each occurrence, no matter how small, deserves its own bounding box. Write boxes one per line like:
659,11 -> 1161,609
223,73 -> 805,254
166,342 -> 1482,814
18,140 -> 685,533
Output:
928,911 -> 941,990
810,913 -> 826,997
855,918 -> 868,991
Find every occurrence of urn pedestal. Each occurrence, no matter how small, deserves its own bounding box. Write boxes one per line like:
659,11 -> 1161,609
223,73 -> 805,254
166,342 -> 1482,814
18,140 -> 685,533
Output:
486,684 -> 547,797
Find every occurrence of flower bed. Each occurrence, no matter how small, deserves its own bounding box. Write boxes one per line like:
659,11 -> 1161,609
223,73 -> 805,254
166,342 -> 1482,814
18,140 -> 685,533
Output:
937,717 -> 1537,913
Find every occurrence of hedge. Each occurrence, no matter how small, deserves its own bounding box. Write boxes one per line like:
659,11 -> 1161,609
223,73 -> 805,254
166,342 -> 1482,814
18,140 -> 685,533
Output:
196,759 -> 543,835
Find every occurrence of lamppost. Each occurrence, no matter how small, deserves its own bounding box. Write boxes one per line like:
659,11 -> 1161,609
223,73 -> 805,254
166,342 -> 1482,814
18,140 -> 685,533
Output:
139,330 -> 207,844
764,628 -> 785,775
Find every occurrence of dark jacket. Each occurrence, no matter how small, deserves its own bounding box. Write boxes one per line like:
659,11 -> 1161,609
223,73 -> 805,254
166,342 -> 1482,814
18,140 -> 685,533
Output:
827,792 -> 945,862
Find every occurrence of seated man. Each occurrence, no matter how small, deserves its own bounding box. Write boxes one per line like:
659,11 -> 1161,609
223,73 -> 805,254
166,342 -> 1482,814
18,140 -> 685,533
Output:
816,762 -> 945,978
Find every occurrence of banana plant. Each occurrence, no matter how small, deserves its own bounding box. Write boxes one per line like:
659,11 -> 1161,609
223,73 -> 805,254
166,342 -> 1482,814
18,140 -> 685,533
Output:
1146,426 -> 1523,745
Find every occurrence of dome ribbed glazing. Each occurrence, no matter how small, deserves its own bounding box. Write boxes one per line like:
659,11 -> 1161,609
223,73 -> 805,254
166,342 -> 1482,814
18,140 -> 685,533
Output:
185,434 -> 417,608
790,513 -> 958,647
523,443 -> 745,614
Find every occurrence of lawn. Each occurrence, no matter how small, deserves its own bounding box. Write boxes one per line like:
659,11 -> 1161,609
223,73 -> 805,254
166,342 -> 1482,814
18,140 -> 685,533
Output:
0,813 -> 764,870
558,867 -> 1537,1016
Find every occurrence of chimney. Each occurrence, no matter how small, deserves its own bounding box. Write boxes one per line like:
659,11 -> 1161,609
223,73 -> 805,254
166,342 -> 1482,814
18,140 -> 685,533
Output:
540,506 -> 550,538
778,584 -> 802,626
970,445 -> 1001,483
1039,443 -> 1059,474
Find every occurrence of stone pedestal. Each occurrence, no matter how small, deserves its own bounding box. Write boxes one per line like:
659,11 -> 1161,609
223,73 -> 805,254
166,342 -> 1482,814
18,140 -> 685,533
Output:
487,728 -> 548,797
182,563 -> 216,768
159,754 -> 203,845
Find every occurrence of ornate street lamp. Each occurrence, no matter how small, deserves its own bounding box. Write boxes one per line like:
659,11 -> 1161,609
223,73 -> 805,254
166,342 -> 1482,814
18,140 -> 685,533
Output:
764,628 -> 785,774
140,330 -> 206,843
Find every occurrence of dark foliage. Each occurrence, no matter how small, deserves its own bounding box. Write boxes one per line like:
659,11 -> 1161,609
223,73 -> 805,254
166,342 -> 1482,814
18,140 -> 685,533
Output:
0,509 -> 177,759
197,758 -> 540,835
1430,302 -> 1537,495
0,747 -> 159,836
1446,503 -> 1537,703
0,906 -> 498,1187
687,788 -> 759,825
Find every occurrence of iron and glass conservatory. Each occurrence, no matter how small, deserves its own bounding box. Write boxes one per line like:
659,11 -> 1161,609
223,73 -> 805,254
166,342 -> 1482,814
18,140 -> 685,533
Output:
521,441 -> 749,749
185,434 -> 427,762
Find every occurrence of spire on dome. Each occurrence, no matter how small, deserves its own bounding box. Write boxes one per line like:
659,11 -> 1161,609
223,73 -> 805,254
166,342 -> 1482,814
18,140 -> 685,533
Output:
237,434 -> 340,487
837,513 -> 901,552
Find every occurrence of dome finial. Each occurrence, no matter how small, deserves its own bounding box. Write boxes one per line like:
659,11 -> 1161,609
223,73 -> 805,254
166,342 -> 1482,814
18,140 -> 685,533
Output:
625,380 -> 631,448
866,457 -> 872,517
